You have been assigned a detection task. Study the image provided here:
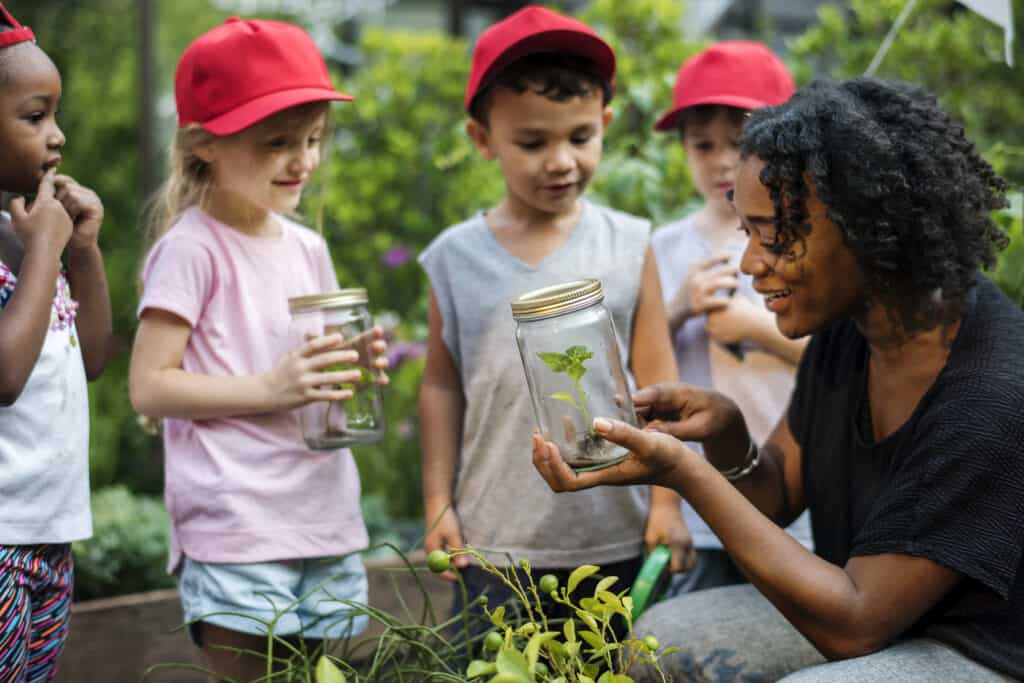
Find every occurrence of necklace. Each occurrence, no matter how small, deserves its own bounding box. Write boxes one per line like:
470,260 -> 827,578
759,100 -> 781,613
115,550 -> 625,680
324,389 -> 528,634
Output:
0,261 -> 80,344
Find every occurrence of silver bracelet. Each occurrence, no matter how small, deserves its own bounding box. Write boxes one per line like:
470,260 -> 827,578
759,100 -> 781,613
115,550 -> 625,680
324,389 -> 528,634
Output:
716,439 -> 761,481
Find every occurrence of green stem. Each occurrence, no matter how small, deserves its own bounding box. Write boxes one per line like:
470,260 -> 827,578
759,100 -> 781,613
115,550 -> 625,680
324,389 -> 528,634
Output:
575,380 -> 591,433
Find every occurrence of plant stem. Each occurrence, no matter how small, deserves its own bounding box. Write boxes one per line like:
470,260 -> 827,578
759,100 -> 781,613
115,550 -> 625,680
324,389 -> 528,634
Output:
574,380 -> 591,433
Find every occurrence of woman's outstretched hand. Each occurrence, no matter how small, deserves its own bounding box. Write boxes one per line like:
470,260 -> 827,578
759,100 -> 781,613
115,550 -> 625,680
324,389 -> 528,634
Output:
532,419 -> 696,493
532,382 -> 747,493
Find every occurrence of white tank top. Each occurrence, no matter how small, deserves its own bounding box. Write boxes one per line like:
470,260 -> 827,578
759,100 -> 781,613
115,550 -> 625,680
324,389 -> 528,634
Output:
0,212 -> 91,544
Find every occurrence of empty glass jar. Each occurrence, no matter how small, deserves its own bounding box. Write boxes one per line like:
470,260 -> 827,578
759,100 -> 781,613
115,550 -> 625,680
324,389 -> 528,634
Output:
288,289 -> 385,449
511,279 -> 636,471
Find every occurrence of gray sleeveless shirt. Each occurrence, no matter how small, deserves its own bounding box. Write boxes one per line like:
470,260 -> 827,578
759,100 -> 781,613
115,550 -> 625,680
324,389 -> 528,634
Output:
419,200 -> 651,567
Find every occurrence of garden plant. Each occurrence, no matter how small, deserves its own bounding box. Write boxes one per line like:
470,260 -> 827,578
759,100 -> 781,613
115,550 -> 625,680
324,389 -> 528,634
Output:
146,546 -> 676,682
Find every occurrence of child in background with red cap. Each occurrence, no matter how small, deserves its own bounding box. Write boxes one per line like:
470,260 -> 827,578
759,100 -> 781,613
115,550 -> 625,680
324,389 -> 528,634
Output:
651,41 -> 812,596
128,18 -> 389,680
418,4 -> 691,639
0,3 -> 113,679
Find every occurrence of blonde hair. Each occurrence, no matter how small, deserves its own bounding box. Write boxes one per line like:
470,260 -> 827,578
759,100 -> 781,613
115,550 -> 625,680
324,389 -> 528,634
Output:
143,124 -> 217,255
137,124 -> 216,435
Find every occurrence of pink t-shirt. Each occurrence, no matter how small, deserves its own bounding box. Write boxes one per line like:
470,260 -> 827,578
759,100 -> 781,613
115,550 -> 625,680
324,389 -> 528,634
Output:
138,207 -> 367,572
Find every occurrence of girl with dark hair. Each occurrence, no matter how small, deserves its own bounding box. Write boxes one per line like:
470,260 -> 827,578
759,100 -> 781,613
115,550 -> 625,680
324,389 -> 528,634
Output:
0,2 -> 113,680
533,77 -> 1024,681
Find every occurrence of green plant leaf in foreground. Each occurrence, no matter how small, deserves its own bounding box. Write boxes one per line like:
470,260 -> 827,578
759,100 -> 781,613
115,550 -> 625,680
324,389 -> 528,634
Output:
537,351 -> 570,372
467,660 -> 498,678
496,646 -> 532,679
549,391 -> 579,407
314,655 -> 347,683
567,564 -> 601,595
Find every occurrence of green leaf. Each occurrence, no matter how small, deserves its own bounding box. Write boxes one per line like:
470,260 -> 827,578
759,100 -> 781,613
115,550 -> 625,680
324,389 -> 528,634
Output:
594,576 -> 619,594
580,630 -> 605,651
495,647 -> 532,680
567,565 -> 600,595
489,605 -> 508,629
597,590 -> 623,611
563,618 -> 577,644
524,631 -> 558,668
566,345 -> 593,362
566,362 -> 588,382
579,676 -> 596,683
314,656 -> 347,683
537,352 -> 570,373
548,392 -> 579,407
575,608 -> 600,633
467,660 -> 498,678
490,674 -> 530,683
602,675 -> 633,683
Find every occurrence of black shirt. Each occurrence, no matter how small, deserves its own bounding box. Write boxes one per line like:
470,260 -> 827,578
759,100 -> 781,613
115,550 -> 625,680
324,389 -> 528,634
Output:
789,277 -> 1024,678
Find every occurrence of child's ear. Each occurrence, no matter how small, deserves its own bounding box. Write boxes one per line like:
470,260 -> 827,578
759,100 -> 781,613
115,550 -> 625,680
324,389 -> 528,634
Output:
193,140 -> 218,165
465,118 -> 495,160
601,106 -> 614,130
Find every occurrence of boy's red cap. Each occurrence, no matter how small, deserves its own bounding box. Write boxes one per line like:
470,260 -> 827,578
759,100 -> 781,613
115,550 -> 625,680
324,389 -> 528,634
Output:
175,17 -> 352,136
0,2 -> 35,48
464,4 -> 615,112
654,41 -> 794,132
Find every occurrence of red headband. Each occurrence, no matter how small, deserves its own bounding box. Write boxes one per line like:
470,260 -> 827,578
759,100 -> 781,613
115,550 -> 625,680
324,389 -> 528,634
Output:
0,3 -> 35,48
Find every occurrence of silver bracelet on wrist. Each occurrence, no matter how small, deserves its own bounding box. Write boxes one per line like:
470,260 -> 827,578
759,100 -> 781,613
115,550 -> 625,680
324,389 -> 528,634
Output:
716,438 -> 761,481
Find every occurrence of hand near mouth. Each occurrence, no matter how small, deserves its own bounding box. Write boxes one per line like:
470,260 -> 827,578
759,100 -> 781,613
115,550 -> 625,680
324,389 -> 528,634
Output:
53,175 -> 104,251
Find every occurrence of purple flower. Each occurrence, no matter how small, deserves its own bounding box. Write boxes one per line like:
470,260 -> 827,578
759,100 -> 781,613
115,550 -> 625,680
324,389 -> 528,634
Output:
387,341 -> 426,369
381,245 -> 412,269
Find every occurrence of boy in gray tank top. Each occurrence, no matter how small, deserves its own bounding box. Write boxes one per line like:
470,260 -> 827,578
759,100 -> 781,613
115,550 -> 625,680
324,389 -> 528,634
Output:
418,5 -> 692,635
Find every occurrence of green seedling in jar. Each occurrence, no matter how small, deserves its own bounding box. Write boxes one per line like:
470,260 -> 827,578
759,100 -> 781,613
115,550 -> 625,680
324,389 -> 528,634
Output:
537,345 -> 610,459
318,328 -> 379,433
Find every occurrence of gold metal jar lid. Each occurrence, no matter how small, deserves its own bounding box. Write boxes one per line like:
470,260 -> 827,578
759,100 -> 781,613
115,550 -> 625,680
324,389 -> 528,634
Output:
510,279 -> 604,321
288,288 -> 368,313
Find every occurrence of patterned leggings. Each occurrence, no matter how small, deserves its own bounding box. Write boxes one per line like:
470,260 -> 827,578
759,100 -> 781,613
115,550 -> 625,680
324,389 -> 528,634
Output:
0,545 -> 73,683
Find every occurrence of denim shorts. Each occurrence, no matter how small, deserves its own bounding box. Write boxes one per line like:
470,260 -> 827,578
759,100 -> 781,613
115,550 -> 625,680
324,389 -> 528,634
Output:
178,553 -> 368,644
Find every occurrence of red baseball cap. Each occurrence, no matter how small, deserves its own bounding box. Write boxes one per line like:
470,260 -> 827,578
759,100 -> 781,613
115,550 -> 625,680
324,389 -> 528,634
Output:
465,4 -> 615,112
654,41 -> 794,132
0,2 -> 35,48
175,17 -> 352,136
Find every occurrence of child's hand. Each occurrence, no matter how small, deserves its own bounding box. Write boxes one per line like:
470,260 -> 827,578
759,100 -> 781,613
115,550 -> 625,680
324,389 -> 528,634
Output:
706,294 -> 760,346
266,333 -> 365,410
674,254 -> 738,319
365,326 -> 390,386
54,175 -> 104,251
7,168 -> 72,254
423,506 -> 469,582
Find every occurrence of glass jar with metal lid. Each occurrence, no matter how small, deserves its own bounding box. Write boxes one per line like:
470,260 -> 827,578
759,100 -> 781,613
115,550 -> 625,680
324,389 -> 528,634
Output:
511,278 -> 636,471
288,289 -> 385,449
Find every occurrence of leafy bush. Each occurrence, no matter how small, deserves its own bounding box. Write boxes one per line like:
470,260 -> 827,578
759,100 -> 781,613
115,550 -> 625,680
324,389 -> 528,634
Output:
988,192 -> 1024,307
72,486 -> 173,601
789,0 -> 1024,187
150,548 -> 676,682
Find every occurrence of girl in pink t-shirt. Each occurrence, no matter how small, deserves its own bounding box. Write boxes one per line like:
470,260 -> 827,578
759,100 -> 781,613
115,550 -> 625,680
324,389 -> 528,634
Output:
128,18 -> 388,680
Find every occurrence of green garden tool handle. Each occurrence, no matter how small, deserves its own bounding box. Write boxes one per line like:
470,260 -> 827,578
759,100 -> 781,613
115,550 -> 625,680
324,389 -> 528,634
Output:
630,544 -> 672,619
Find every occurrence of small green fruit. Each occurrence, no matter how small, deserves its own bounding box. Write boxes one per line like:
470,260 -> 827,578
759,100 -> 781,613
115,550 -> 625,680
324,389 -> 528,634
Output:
538,574 -> 559,595
427,550 -> 451,573
534,662 -> 549,677
483,631 -> 503,652
643,635 -> 660,652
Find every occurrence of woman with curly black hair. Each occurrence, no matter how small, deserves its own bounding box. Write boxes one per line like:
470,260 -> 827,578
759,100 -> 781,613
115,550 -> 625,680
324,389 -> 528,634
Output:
533,77 -> 1024,681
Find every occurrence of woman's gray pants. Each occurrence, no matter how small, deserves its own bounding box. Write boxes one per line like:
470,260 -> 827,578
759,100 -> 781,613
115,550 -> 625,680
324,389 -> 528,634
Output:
632,585 -> 1015,682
